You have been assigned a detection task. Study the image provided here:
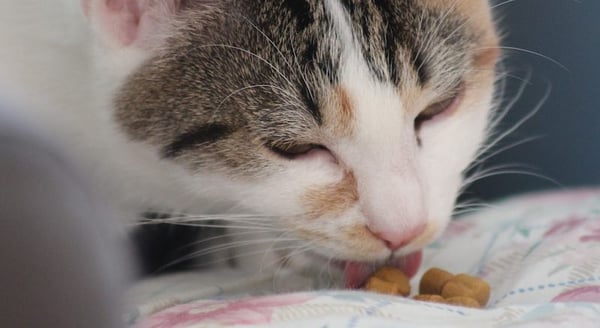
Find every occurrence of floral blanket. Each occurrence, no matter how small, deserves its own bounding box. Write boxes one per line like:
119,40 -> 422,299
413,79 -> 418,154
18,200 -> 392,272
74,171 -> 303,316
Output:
129,189 -> 600,327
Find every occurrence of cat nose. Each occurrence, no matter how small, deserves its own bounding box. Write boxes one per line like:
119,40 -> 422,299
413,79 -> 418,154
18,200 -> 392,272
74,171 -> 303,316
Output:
368,223 -> 426,251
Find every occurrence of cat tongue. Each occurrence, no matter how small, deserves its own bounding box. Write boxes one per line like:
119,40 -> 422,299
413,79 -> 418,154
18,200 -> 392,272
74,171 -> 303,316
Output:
344,251 -> 423,289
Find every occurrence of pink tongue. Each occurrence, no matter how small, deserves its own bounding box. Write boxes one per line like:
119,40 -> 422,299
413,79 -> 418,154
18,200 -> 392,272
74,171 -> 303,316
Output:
344,251 -> 423,289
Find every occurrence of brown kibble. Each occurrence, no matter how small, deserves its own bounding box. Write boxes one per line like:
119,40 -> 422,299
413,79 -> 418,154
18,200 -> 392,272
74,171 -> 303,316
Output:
368,266 -> 411,296
419,268 -> 454,295
441,281 -> 476,302
444,296 -> 482,309
372,266 -> 410,284
442,274 -> 490,306
413,294 -> 446,303
365,276 -> 403,295
365,266 -> 491,309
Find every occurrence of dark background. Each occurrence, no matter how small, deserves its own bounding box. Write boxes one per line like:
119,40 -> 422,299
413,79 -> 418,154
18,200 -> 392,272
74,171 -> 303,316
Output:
465,0 -> 600,201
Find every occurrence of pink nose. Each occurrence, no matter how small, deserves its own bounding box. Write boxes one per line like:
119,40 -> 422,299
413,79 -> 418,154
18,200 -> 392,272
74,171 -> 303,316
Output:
369,224 -> 426,251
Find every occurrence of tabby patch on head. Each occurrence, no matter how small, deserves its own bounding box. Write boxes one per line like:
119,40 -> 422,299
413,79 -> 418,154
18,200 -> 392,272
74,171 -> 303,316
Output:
88,0 -> 499,282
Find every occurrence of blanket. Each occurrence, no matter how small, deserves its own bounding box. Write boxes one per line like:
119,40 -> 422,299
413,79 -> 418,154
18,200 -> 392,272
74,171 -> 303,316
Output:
129,188 -> 600,327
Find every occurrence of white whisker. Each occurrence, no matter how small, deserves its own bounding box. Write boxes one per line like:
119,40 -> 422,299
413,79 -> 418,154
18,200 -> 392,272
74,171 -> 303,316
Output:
192,245 -> 303,270
479,46 -> 568,72
468,135 -> 543,171
214,84 -> 301,115
463,167 -> 562,189
193,43 -> 296,91
155,235 -> 297,272
487,68 -> 533,135
475,78 -> 550,168
175,230 -> 281,252
491,0 -> 519,10
134,221 -> 283,231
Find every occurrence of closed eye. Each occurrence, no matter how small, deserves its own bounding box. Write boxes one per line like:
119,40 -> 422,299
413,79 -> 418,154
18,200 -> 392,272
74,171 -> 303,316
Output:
414,85 -> 465,133
267,142 -> 325,159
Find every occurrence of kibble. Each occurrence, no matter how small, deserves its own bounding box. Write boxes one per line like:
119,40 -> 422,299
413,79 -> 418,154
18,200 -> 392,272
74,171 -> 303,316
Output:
440,276 -> 490,307
365,276 -> 404,295
364,266 -> 411,296
364,266 -> 491,309
419,268 -> 454,295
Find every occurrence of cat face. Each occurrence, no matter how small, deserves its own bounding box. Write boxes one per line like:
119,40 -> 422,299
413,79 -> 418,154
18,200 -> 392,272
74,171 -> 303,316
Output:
85,0 -> 499,283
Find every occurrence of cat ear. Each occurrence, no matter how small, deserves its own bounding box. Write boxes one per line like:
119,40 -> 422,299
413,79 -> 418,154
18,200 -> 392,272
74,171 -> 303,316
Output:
82,0 -> 185,48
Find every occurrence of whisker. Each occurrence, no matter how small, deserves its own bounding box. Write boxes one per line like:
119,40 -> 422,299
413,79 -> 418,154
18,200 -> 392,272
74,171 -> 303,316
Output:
271,244 -> 314,288
190,245 -> 303,270
467,135 -> 543,171
417,0 -> 463,76
454,200 -> 492,210
214,84 -> 301,115
289,39 -> 315,101
487,68 -> 533,135
237,15 -> 298,79
453,203 -> 495,216
478,46 -> 569,72
155,235 -> 297,273
464,162 -> 536,183
174,230 -> 280,252
463,168 -> 563,189
134,221 -> 283,231
193,44 -> 296,91
462,163 -> 532,190
259,231 -> 296,275
491,0 -> 519,10
138,212 -> 281,220
476,78 -> 550,166
140,216 -> 276,223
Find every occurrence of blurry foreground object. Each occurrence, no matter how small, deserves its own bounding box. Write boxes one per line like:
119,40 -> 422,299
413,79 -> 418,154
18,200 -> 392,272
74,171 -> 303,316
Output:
0,105 -> 131,327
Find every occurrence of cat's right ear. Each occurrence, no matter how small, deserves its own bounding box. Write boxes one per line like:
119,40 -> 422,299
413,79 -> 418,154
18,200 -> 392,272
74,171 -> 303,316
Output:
82,0 -> 185,49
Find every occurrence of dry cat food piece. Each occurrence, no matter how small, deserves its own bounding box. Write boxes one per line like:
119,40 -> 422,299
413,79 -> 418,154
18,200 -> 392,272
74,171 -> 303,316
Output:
365,277 -> 404,295
419,268 -> 454,295
365,266 -> 491,309
441,274 -> 490,307
364,266 -> 411,296
419,268 -> 491,308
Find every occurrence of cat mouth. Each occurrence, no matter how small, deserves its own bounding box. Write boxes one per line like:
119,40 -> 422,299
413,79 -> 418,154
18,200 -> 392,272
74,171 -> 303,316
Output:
342,251 -> 423,289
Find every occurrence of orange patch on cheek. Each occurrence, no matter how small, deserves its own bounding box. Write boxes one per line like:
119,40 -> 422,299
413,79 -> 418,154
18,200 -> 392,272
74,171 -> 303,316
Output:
342,225 -> 386,252
294,229 -> 332,243
303,171 -> 359,218
343,225 -> 376,240
324,86 -> 356,137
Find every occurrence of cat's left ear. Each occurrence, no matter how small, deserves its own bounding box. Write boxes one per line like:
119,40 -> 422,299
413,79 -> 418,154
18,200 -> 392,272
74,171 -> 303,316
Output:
82,0 -> 185,48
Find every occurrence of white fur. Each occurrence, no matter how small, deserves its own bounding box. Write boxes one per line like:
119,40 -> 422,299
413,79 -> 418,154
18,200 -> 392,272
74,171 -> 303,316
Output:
0,1 -> 206,221
327,0 -> 426,242
0,0 -> 495,278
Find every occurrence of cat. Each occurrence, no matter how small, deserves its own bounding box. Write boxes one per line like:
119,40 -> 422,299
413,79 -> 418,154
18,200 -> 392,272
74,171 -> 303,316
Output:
0,0 -> 499,288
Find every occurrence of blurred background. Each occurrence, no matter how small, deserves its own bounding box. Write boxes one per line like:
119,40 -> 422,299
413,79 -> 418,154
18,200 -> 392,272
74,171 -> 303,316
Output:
465,0 -> 600,201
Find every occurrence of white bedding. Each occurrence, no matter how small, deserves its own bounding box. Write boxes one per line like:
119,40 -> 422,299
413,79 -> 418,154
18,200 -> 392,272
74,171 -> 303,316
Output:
128,188 -> 600,327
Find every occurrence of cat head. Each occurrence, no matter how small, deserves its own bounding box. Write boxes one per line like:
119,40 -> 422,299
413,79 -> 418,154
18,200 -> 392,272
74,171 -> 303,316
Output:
84,0 -> 499,283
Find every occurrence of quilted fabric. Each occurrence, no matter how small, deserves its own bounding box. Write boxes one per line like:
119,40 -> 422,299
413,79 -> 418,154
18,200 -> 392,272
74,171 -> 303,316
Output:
129,188 -> 600,327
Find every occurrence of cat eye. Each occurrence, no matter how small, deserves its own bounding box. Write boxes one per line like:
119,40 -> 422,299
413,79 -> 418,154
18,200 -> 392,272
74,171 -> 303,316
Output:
414,86 -> 465,132
268,142 -> 322,159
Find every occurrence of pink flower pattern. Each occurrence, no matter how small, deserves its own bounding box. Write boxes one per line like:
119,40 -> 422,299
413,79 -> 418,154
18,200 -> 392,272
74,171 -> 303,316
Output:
552,286 -> 600,303
544,216 -> 587,238
580,221 -> 600,242
138,294 -> 312,327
